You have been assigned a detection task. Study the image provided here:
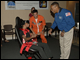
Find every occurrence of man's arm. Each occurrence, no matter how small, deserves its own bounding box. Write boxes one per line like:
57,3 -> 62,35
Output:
40,17 -> 46,34
42,17 -> 46,31
42,25 -> 45,31
48,28 -> 53,35
22,35 -> 32,41
30,27 -> 35,34
60,11 -> 75,37
48,20 -> 57,35
19,30 -> 36,42
63,11 -> 75,32
19,30 -> 33,41
29,18 -> 35,34
22,34 -> 37,42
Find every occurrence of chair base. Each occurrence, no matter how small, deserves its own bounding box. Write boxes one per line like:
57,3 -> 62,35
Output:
28,57 -> 32,59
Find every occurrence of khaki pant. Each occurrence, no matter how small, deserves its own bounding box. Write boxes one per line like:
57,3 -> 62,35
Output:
59,28 -> 74,59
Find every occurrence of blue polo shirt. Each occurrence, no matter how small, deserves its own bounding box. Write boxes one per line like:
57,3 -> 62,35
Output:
51,8 -> 75,32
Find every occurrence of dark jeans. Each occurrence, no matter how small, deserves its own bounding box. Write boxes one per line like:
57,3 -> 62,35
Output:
30,43 -> 53,59
1,30 -> 6,44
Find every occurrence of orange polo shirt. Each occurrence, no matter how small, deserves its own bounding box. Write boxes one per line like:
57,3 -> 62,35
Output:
29,15 -> 46,34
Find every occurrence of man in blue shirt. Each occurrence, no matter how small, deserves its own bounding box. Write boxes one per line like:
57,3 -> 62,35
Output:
48,2 -> 75,59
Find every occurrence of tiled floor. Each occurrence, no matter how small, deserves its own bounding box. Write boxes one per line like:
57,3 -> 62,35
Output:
1,36 -> 79,59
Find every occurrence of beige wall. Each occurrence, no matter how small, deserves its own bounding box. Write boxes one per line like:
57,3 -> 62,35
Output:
1,1 -> 66,39
66,1 -> 79,19
1,1 -> 66,29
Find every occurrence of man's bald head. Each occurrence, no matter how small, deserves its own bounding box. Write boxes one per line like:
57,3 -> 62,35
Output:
51,2 -> 59,7
50,2 -> 60,14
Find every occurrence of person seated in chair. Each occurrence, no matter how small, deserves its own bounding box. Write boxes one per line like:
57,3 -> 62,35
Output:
19,20 -> 53,59
1,29 -> 9,47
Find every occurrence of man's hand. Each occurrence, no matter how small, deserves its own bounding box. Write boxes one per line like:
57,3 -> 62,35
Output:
61,32 -> 64,37
30,27 -> 36,35
37,30 -> 44,35
41,30 -> 44,35
37,32 -> 41,35
30,33 -> 33,36
31,34 -> 37,38
48,29 -> 52,35
33,32 -> 36,35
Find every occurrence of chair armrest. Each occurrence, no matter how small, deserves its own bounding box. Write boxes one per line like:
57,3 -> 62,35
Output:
11,28 -> 15,30
45,25 -> 48,28
44,25 -> 48,31
11,28 -> 15,33
1,28 -> 4,30
1,29 -> 5,31
13,28 -> 15,29
11,28 -> 15,31
1,29 -> 5,35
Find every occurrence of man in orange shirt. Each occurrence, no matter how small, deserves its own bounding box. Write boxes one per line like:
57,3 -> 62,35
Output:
29,9 -> 47,43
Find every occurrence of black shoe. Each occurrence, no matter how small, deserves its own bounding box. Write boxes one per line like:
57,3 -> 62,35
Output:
49,34 -> 52,37
50,57 -> 53,59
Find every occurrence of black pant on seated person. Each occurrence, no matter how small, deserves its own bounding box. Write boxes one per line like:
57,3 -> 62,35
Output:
30,42 -> 53,59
